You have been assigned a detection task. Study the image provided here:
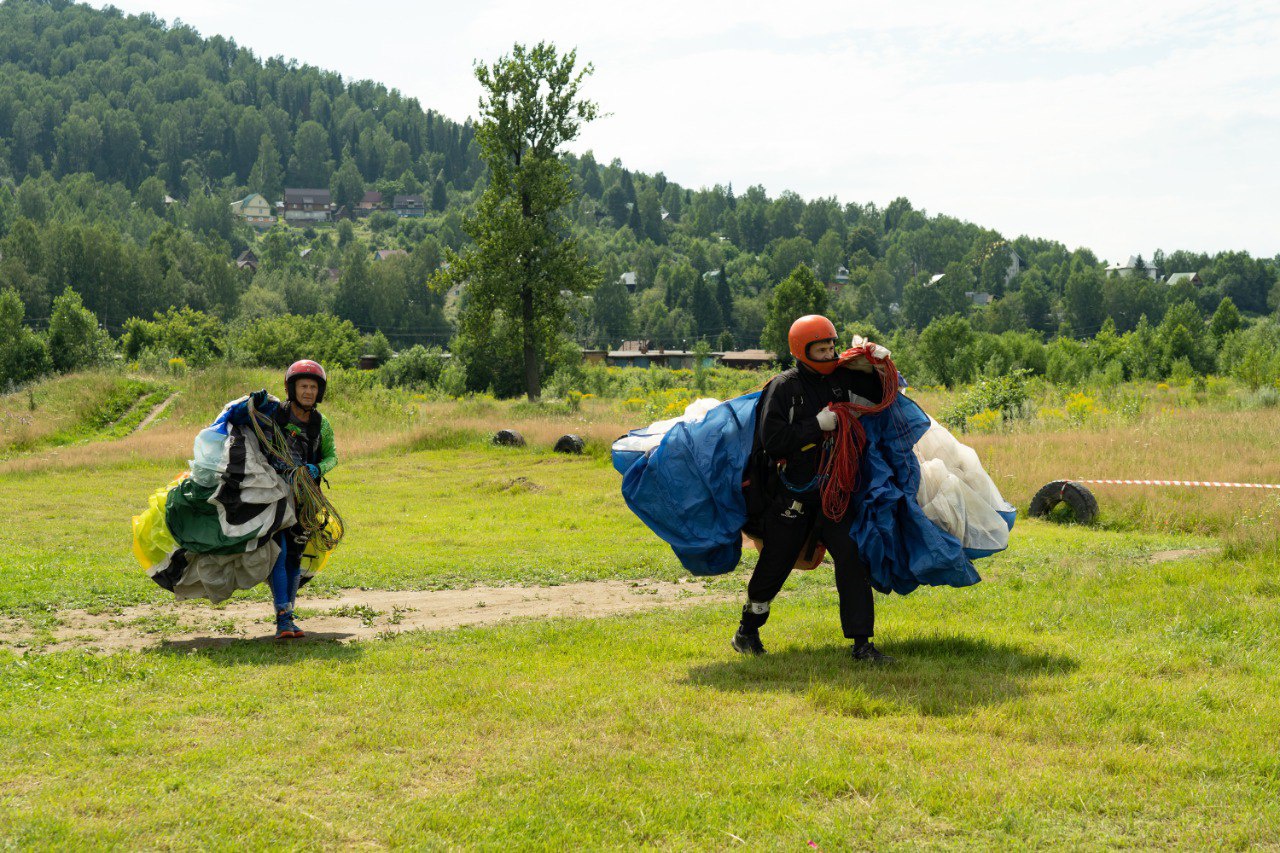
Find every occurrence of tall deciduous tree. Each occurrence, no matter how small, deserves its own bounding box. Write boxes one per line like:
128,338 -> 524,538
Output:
762,264 -> 827,364
248,134 -> 283,201
435,42 -> 600,400
329,155 -> 365,209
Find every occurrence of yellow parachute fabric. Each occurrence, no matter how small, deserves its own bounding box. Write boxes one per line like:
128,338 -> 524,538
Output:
299,514 -> 342,576
131,476 -> 184,570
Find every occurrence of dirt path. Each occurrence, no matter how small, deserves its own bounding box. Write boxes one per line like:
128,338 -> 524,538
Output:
134,391 -> 179,432
0,579 -> 731,654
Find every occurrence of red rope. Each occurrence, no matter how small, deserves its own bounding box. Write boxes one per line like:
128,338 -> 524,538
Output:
819,346 -> 901,520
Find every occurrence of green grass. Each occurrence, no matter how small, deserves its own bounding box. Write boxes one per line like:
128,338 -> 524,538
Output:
0,443 -> 694,616
1,372 -> 1276,846
1,534 -> 1278,847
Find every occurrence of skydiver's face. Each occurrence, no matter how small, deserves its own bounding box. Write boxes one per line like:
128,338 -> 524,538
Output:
294,378 -> 319,408
808,340 -> 837,362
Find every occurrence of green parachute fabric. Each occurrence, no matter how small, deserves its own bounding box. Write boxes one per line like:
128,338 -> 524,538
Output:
166,478 -> 272,555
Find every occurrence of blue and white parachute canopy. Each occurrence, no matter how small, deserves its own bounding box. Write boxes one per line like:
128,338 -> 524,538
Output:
612,393 -> 1015,594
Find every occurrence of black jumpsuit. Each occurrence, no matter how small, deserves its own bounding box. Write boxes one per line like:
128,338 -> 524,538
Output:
744,363 -> 884,640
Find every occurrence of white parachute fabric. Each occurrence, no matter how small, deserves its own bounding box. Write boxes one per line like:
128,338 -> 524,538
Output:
913,417 -> 1015,556
611,398 -> 723,474
611,397 -> 722,455
163,540 -> 282,604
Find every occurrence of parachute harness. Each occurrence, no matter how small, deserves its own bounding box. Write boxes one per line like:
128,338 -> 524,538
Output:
816,348 -> 901,521
246,398 -> 346,552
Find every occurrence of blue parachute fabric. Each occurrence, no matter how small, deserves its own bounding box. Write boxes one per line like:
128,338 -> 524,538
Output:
619,393 -> 761,575
850,395 -> 980,594
618,391 -> 985,593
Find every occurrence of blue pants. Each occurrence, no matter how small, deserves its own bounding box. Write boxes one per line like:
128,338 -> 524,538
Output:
268,533 -> 302,612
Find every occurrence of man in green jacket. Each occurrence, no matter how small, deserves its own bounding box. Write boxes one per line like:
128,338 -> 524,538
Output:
230,359 -> 338,638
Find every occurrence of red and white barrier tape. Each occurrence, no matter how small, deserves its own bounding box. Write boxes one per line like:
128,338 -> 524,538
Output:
1070,478 -> 1280,490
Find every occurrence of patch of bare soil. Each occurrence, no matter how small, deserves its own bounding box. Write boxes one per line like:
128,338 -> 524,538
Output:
0,579 -> 730,654
134,392 -> 179,432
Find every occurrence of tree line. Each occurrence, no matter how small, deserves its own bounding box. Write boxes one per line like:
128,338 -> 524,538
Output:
1,0 -> 1279,396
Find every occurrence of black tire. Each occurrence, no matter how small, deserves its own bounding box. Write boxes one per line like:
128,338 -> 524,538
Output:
554,434 -> 584,454
1029,480 -> 1098,525
493,429 -> 526,447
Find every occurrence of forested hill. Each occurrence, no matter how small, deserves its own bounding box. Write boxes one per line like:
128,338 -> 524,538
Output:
1,0 -> 1277,386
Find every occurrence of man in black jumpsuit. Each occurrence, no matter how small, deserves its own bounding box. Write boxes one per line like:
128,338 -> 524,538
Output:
733,315 -> 894,663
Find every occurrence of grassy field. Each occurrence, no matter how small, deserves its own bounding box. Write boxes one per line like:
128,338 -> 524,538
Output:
2,368 -> 1279,847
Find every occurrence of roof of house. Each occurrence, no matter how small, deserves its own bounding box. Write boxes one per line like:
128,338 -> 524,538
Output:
360,190 -> 383,204
608,349 -> 694,359
1108,255 -> 1155,271
284,188 -> 332,204
619,272 -> 638,285
393,194 -> 424,207
1166,272 -> 1200,284
720,349 -> 776,361
925,273 -> 946,287
374,249 -> 409,261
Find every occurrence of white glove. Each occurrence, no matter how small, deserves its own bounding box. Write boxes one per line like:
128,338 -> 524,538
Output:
850,335 -> 891,360
816,408 -> 837,431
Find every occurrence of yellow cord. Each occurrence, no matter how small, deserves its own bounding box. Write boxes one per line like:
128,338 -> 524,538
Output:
246,398 -> 345,552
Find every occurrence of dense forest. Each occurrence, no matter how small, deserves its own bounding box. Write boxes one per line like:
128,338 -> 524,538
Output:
2,0 -> 1279,395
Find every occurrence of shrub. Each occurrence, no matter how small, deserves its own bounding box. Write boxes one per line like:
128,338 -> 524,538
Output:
362,331 -> 393,362
0,288 -> 52,389
964,408 -> 1003,433
939,369 -> 1030,431
230,313 -> 360,368
368,211 -> 398,233
47,287 -> 114,373
379,345 -> 449,390
121,307 -> 226,367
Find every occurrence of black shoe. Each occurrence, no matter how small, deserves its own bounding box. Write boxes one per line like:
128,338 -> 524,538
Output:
851,642 -> 895,664
732,627 -> 766,656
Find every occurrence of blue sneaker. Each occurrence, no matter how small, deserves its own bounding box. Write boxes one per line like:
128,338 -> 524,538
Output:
275,609 -> 303,639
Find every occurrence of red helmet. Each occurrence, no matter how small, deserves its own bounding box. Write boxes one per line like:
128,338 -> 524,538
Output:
788,315 -> 839,375
285,359 -> 327,405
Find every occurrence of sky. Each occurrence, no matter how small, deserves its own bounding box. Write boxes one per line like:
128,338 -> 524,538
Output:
94,0 -> 1280,264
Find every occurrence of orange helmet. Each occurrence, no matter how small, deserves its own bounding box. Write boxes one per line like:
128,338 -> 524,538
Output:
788,315 -> 839,374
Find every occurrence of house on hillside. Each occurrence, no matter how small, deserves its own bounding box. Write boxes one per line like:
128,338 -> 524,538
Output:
1106,255 -> 1160,279
229,193 -> 274,230
235,250 -> 259,273
393,194 -> 425,218
834,265 -> 850,284
1002,247 -> 1024,286
282,188 -> 333,223
619,271 -> 639,293
356,191 -> 383,216
373,249 -> 408,261
1165,272 -> 1203,286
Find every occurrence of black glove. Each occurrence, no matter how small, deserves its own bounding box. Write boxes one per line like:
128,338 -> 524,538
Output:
250,389 -> 269,409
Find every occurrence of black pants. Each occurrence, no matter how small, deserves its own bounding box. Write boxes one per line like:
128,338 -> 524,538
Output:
746,496 -> 874,638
